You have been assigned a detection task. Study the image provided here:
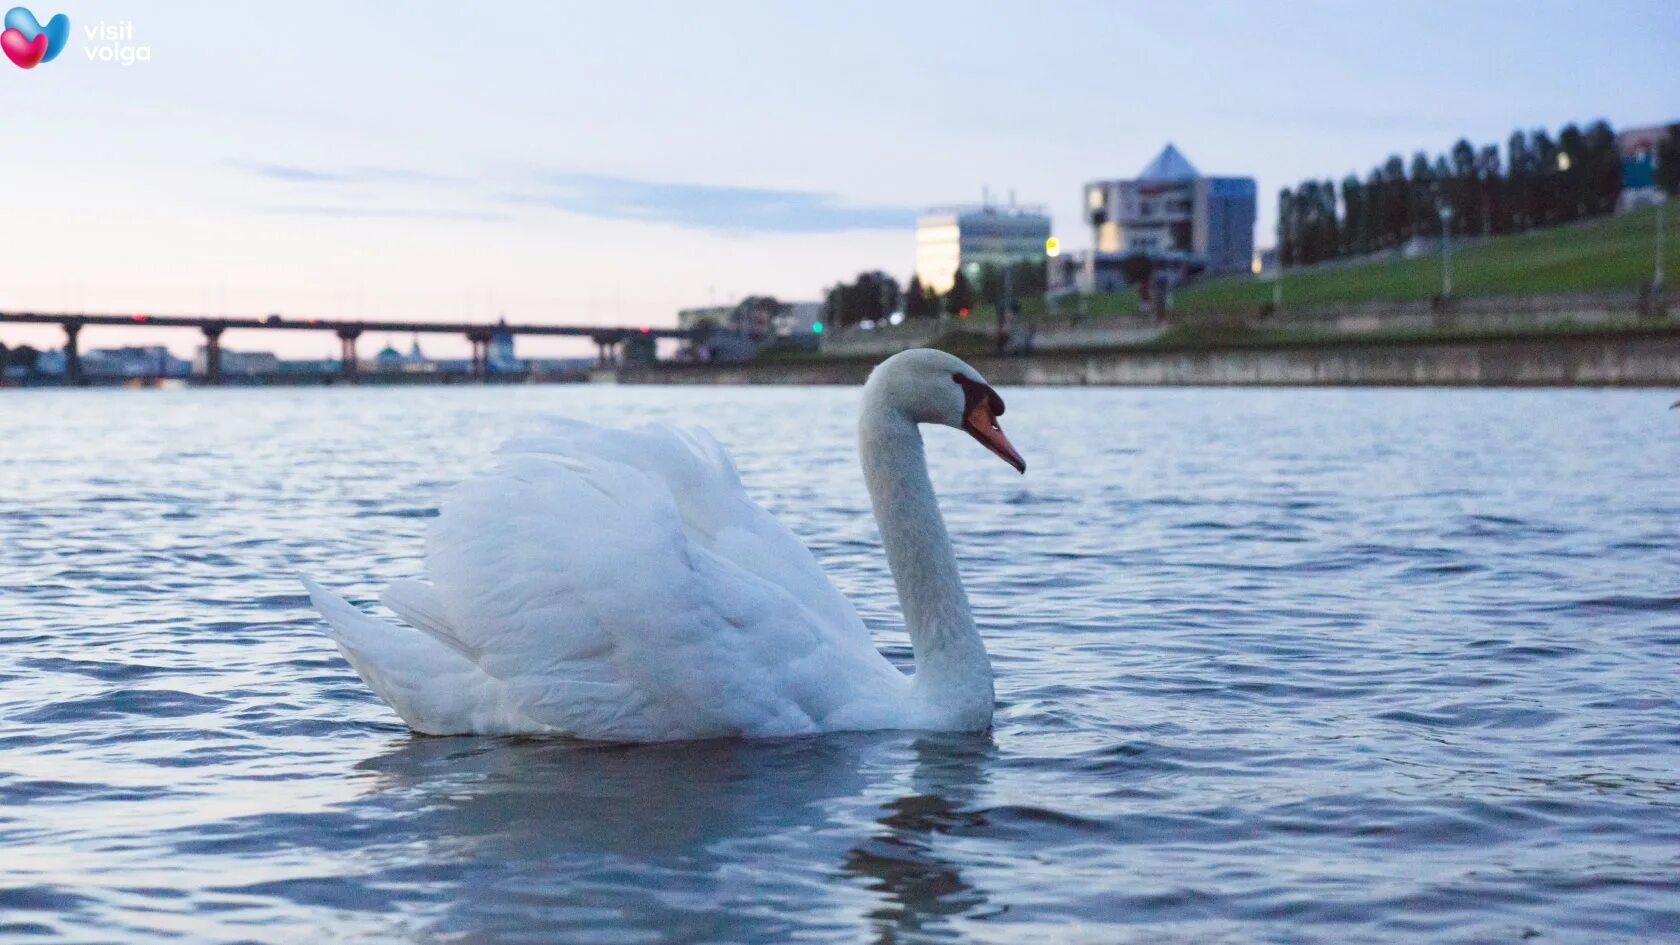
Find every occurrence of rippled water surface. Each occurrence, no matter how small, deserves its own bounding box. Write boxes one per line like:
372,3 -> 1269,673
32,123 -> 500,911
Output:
3,384 -> 1679,943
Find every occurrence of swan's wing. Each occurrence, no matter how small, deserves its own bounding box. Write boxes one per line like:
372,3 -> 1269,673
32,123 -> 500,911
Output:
499,420 -> 871,644
414,422 -> 899,740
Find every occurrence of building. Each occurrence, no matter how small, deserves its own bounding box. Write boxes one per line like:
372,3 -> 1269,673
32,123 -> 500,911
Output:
677,305 -> 735,334
488,319 -> 521,373
771,301 -> 824,338
914,201 -> 1052,295
273,358 -> 341,379
676,305 -> 750,362
675,298 -> 824,362
1053,144 -> 1256,297
192,346 -> 279,377
374,340 -> 406,372
83,346 -> 189,378
1087,144 -> 1256,272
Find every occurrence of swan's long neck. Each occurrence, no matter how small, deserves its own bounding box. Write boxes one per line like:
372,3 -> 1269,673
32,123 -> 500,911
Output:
860,401 -> 994,724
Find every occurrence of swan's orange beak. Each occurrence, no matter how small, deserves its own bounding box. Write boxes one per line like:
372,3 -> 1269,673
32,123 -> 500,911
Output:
963,400 -> 1026,474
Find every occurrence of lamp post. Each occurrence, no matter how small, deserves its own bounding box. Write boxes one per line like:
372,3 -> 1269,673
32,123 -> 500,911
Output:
1272,221 -> 1284,311
1655,192 -> 1666,296
1439,204 -> 1454,300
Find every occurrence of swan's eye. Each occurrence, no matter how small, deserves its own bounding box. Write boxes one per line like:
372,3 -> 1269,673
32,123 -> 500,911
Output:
951,372 -> 1005,417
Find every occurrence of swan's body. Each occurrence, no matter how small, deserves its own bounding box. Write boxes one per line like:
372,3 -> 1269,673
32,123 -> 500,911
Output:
305,349 -> 1024,740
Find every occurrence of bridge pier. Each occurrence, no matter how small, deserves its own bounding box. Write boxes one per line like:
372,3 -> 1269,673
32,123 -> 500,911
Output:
202,324 -> 225,385
0,312 -> 695,387
63,320 -> 82,386
592,335 -> 619,368
466,329 -> 492,381
336,328 -> 362,383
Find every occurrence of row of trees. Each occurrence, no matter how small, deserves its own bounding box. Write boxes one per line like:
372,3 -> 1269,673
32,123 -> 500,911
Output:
1278,119 -> 1660,267
824,259 -> 1047,328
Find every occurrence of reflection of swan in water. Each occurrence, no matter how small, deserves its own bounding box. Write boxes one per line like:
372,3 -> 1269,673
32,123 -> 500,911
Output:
353,734 -> 876,860
338,732 -> 998,941
842,733 -> 1001,942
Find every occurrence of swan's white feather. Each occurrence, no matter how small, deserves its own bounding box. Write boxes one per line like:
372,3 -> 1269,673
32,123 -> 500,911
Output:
307,421 -> 909,740
380,579 -> 468,657
302,578 -> 543,735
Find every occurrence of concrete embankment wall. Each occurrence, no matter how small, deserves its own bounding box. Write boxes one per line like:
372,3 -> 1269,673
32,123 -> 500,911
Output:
815,290 -> 1669,361
623,328 -> 1680,387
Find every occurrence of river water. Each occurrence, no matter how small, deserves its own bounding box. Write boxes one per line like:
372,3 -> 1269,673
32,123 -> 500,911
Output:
2,384 -> 1678,943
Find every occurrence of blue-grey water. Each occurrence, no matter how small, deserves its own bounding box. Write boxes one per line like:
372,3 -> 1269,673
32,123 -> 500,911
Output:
2,384 -> 1678,944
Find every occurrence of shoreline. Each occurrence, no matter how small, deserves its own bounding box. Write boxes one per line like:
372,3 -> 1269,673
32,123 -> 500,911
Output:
623,324 -> 1680,388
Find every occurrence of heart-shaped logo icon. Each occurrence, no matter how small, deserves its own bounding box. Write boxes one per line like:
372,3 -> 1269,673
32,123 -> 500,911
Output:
3,6 -> 68,69
1,26 -> 45,68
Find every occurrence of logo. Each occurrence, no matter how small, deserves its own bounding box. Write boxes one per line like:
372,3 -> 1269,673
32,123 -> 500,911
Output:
2,6 -> 67,69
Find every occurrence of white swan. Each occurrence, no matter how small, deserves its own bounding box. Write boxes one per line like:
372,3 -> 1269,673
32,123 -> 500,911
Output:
303,348 -> 1025,740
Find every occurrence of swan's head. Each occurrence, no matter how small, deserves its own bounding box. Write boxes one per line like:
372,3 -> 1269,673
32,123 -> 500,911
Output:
865,348 -> 1025,473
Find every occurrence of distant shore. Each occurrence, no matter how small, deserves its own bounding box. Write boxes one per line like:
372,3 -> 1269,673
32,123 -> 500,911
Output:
622,323 -> 1680,388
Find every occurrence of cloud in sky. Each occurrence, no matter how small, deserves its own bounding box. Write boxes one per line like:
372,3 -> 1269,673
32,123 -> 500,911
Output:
227,161 -> 454,185
260,205 -> 514,223
231,161 -> 915,235
510,173 -> 918,235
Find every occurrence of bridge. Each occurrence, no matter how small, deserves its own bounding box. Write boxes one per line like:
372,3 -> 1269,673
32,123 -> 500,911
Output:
0,312 -> 693,384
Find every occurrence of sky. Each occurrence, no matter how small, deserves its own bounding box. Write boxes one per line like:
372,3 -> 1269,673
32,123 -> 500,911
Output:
3,0 -> 1677,358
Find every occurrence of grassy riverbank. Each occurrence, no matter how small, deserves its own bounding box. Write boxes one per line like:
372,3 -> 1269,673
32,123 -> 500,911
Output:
964,203 -> 1674,323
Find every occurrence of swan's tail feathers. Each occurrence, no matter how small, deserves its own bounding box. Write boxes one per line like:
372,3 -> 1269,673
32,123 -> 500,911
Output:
303,578 -> 393,654
300,577 -> 487,735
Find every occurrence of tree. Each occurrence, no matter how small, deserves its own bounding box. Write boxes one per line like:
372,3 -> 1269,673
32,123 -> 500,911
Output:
1476,144 -> 1503,235
733,295 -> 783,336
1277,187 -> 1297,266
1267,118 -> 1641,267
822,272 -> 901,327
1557,123 -> 1587,221
871,272 -> 902,320
1408,152 -> 1439,238
1010,258 -> 1047,297
1660,124 -> 1680,196
824,282 -> 868,328
976,263 -> 1005,308
1449,140 -> 1478,236
1381,155 -> 1409,246
9,344 -> 38,376
1338,176 -> 1364,256
1583,120 -> 1621,214
1360,170 -> 1386,250
1531,129 -> 1559,223
974,259 -> 1049,308
1292,179 -> 1340,264
943,269 -> 976,318
1507,130 -> 1536,230
905,275 -> 937,320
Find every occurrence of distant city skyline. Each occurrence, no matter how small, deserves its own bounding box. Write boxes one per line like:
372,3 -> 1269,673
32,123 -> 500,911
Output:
4,0 -> 1676,357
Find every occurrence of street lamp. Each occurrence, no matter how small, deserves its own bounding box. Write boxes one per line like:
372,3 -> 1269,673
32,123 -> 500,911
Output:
1655,151 -> 1666,295
1656,197 -> 1666,295
1439,204 -> 1454,300
1272,222 -> 1285,311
